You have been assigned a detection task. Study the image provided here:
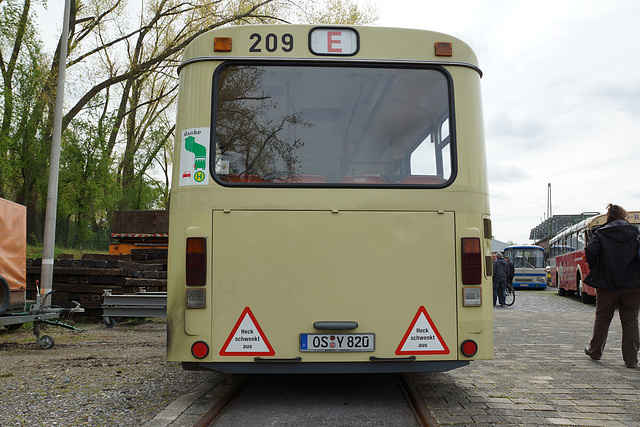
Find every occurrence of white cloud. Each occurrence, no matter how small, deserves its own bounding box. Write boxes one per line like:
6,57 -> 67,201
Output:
487,162 -> 531,183
378,0 -> 640,243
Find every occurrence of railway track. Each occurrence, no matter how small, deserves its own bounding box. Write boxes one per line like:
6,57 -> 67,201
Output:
193,373 -> 437,426
192,375 -> 255,427
396,373 -> 438,427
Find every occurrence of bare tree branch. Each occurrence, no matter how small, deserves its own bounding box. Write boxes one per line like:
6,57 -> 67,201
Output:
60,0 -> 279,135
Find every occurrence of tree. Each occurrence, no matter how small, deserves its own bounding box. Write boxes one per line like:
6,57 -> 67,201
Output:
289,0 -> 378,25
3,0 -> 379,247
59,100 -> 118,249
66,0 -> 377,210
0,0 -> 52,241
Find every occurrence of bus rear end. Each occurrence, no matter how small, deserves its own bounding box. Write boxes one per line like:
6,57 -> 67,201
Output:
167,25 -> 492,373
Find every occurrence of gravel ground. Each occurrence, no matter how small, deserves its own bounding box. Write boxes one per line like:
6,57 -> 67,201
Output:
0,318 -> 220,426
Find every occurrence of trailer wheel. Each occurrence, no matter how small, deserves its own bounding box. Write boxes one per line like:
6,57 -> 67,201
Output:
0,275 -> 9,315
38,335 -> 55,349
103,317 -> 116,328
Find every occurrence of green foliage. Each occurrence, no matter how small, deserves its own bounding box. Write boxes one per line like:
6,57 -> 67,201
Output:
59,101 -> 118,250
0,0 -> 51,207
2,0 -> 379,250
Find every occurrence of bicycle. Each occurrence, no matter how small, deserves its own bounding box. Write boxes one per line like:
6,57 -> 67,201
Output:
504,282 -> 515,306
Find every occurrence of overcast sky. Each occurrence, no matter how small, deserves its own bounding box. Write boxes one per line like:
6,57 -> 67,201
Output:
36,1 -> 640,244
378,0 -> 640,243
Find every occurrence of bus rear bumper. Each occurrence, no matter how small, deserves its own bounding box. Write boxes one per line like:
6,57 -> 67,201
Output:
183,360 -> 469,374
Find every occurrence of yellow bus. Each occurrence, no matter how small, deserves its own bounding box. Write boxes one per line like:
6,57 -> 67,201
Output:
167,25 -> 492,373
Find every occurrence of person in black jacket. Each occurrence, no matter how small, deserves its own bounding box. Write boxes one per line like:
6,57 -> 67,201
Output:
505,256 -> 515,289
583,204 -> 640,368
493,252 -> 509,307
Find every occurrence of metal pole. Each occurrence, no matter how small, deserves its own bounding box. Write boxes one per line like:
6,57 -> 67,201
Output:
40,0 -> 72,296
547,183 -> 552,246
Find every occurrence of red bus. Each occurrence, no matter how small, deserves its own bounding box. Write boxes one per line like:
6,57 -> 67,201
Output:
549,211 -> 640,303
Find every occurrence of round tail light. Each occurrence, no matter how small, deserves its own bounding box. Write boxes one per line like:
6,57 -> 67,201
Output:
461,339 -> 478,357
192,341 -> 210,359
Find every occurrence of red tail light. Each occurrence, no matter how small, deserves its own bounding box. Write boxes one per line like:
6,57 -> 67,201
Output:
186,237 -> 206,286
461,339 -> 478,357
461,237 -> 482,284
192,341 -> 209,359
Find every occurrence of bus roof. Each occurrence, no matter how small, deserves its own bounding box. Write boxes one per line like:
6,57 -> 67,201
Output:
549,211 -> 640,244
588,211 -> 640,228
504,245 -> 544,250
179,25 -> 481,75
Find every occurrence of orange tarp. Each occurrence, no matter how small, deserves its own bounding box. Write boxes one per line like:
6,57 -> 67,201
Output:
0,198 -> 26,292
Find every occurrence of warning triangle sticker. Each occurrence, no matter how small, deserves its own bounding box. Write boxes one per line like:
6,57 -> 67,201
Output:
395,306 -> 450,355
219,307 -> 275,356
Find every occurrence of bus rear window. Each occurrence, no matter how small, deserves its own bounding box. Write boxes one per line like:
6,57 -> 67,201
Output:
213,64 -> 454,185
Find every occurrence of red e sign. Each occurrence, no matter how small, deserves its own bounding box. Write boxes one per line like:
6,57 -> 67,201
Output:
309,28 -> 359,56
327,31 -> 342,52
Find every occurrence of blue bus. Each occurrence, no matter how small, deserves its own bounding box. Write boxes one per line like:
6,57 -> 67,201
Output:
503,245 -> 547,289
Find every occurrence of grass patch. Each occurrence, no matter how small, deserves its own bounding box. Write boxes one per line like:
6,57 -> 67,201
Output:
27,245 -> 109,259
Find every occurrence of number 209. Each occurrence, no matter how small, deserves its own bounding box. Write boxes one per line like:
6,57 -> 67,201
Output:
249,33 -> 294,53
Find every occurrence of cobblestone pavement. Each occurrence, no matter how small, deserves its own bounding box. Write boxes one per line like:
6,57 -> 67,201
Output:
410,288 -> 640,426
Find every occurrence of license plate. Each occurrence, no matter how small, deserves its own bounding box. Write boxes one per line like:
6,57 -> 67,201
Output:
300,333 -> 375,352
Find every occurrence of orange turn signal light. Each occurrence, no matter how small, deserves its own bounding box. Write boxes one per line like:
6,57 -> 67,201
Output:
214,37 -> 232,52
462,237 -> 481,253
434,42 -> 452,57
187,237 -> 206,254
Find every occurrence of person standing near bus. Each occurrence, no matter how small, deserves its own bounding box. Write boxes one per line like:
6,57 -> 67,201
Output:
584,204 -> 640,368
505,256 -> 515,289
493,252 -> 509,307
